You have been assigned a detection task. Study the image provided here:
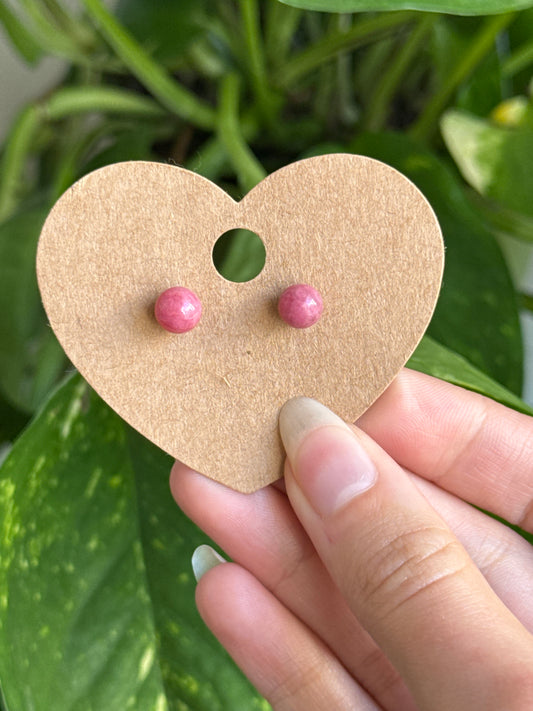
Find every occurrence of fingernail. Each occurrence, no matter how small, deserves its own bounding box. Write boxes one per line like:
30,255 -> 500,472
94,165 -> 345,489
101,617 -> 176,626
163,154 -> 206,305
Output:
191,544 -> 226,582
279,397 -> 377,517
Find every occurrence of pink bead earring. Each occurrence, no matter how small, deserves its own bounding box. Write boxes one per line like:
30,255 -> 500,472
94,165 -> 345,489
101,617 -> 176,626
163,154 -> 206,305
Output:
155,286 -> 202,333
278,284 -> 323,328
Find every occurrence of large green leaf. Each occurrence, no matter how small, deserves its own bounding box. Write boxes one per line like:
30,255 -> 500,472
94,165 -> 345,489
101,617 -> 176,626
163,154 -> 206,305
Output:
441,108 -> 533,241
0,207 -> 66,413
411,336 -> 533,547
0,375 -> 269,710
0,354 -> 528,709
409,336 -> 533,414
279,0 -> 533,14
350,131 -> 523,394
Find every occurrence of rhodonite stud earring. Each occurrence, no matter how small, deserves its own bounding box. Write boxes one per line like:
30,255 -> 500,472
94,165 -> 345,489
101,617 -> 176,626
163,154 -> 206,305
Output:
155,286 -> 202,333
278,284 -> 323,328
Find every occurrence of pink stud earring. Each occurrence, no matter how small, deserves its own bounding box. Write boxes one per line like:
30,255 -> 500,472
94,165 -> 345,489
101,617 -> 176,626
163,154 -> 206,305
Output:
278,284 -> 323,328
155,286 -> 202,333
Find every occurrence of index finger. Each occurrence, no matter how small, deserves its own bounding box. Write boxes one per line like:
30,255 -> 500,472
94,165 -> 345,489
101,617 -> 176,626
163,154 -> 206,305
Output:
357,369 -> 533,532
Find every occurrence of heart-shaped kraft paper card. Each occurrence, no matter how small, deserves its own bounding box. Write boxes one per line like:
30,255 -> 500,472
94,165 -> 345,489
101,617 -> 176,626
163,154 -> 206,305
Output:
37,154 -> 444,493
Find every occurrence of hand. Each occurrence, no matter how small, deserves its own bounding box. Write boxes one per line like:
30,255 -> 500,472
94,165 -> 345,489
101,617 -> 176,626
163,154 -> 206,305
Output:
170,370 -> 533,711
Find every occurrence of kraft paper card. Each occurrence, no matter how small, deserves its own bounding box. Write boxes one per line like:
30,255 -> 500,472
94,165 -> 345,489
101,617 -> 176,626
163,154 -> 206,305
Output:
37,154 -> 444,492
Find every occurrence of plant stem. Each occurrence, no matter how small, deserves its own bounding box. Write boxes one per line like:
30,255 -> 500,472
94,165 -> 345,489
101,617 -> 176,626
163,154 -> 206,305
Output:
355,35 -> 394,103
81,0 -> 215,129
502,38 -> 533,78
0,0 -> 42,62
0,87 -> 167,222
315,61 -> 336,125
51,125 -> 100,199
18,0 -> 87,61
0,105 -> 39,221
336,14 -> 360,127
265,1 -> 302,67
239,0 -> 271,116
186,108 -> 259,180
275,11 -> 416,89
186,137 -> 229,181
44,86 -> 167,120
217,73 -> 266,193
41,0 -> 96,50
410,13 -> 515,143
363,14 -> 436,132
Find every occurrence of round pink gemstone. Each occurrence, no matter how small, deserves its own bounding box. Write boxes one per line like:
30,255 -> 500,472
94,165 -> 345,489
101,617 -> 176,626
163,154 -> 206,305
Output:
155,286 -> 202,333
278,284 -> 323,329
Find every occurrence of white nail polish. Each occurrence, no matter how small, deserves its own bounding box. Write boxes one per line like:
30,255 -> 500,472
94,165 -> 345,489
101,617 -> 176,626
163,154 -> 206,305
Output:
191,544 -> 226,582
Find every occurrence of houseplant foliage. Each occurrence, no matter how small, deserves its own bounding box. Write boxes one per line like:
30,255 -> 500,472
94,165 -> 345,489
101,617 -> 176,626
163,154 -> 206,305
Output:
1,0 -> 533,708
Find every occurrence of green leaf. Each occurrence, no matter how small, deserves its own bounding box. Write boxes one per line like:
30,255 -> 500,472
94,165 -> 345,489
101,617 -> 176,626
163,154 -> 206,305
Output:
3,0 -> 88,64
217,72 -> 267,192
212,229 -> 266,282
273,12 -> 416,89
278,0 -> 533,14
44,86 -> 168,121
505,8 -> 533,78
81,126 -> 157,175
82,0 -> 215,129
441,108 -> 533,240
470,191 -> 533,244
0,105 -> 40,222
411,337 -> 533,548
0,206 -> 66,413
115,0 -> 208,65
0,375 -> 269,710
409,13 -> 514,143
126,428 -> 270,710
430,17 -> 504,117
350,131 -> 523,394
409,336 -> 533,414
0,1 -> 42,63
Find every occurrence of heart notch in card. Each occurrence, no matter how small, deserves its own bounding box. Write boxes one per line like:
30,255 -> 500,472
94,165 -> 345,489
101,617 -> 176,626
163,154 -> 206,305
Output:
37,154 -> 444,493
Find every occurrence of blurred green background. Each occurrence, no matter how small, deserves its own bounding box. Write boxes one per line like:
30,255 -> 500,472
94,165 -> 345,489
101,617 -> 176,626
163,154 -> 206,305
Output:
1,1 -> 533,708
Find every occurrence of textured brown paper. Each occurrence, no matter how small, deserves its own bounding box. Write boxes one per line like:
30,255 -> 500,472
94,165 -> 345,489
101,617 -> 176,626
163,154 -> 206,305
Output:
37,154 -> 444,492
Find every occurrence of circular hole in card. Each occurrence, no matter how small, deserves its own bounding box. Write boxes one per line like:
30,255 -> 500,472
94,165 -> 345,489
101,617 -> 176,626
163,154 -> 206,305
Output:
212,228 -> 266,283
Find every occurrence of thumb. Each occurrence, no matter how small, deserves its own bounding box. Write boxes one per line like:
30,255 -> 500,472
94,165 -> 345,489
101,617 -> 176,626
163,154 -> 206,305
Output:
280,397 -> 533,711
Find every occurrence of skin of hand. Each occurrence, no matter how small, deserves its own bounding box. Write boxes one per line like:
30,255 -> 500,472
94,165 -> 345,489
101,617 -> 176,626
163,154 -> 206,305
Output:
170,369 -> 533,711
